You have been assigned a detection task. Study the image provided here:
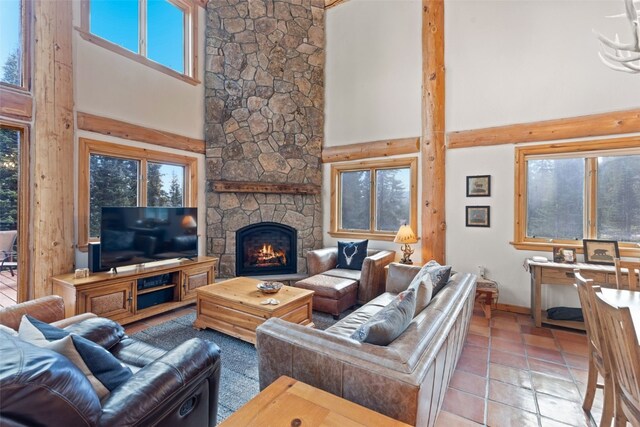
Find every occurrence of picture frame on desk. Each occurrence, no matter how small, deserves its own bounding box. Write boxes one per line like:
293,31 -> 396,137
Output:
553,247 -> 576,264
583,239 -> 619,265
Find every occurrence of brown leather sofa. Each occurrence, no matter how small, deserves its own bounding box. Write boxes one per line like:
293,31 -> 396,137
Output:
306,247 -> 396,305
256,263 -> 477,427
0,296 -> 221,427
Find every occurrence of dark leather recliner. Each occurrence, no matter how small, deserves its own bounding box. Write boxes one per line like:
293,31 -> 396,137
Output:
0,296 -> 221,427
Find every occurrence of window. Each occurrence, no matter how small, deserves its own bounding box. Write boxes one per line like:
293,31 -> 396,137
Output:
79,139 -> 197,248
514,137 -> 640,255
80,0 -> 197,82
330,158 -> 417,241
0,0 -> 29,88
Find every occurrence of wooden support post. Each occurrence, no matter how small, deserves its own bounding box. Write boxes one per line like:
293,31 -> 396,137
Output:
31,0 -> 75,298
421,0 -> 446,264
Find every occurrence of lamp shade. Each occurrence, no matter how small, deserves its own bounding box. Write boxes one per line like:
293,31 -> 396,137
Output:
394,224 -> 417,244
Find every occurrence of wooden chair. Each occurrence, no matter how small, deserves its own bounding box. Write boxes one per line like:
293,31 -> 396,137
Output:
574,270 -> 614,426
0,230 -> 17,277
614,258 -> 640,291
594,293 -> 640,427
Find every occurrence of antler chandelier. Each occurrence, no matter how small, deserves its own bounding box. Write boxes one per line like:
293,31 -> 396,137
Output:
595,0 -> 640,73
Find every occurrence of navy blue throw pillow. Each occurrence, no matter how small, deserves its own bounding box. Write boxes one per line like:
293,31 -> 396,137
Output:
337,240 -> 368,270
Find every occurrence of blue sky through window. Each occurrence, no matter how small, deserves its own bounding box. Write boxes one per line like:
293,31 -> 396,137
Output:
91,0 -> 140,53
90,0 -> 185,74
148,0 -> 184,73
0,0 -> 22,85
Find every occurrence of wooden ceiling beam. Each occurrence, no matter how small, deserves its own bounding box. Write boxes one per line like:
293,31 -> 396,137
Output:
321,137 -> 420,163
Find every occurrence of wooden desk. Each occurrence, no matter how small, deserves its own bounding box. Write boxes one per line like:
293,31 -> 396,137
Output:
599,288 -> 640,343
219,376 -> 411,427
193,277 -> 314,344
527,260 -> 627,331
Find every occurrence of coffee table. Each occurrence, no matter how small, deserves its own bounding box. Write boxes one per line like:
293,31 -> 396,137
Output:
193,277 -> 314,344
219,375 -> 411,427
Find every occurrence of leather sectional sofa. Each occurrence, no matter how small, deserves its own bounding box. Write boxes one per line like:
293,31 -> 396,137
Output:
0,296 -> 221,427
256,263 -> 477,427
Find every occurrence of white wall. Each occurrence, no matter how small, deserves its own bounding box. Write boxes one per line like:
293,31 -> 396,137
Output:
325,0 -> 640,308
72,4 -> 206,267
446,0 -> 640,307
323,0 -> 423,259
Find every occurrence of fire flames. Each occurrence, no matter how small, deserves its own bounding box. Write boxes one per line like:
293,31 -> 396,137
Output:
253,242 -> 287,266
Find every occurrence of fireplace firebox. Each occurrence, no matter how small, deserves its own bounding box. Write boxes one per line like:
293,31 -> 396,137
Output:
236,222 -> 297,276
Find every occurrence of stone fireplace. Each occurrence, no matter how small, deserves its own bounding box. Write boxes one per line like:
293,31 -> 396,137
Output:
204,0 -> 325,277
236,222 -> 297,276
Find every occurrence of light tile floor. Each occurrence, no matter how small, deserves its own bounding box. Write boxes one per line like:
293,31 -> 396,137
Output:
125,303 -> 614,427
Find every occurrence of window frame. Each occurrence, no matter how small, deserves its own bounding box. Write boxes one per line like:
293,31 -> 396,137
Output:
0,120 -> 30,302
513,136 -> 640,257
78,138 -> 198,250
0,0 -> 31,91
77,0 -> 199,85
330,157 -> 418,242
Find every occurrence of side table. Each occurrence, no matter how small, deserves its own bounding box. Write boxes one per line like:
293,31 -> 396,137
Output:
475,278 -> 499,319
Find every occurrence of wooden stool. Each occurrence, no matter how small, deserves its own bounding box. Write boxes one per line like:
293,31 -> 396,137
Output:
475,278 -> 499,319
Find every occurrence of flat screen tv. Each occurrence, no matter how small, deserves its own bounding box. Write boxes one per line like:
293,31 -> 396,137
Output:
100,207 -> 198,270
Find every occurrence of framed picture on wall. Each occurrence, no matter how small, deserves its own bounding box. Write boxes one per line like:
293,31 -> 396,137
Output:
466,206 -> 490,227
583,239 -> 619,265
466,175 -> 491,197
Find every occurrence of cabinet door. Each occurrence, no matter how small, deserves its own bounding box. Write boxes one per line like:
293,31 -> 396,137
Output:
181,264 -> 215,300
79,281 -> 135,320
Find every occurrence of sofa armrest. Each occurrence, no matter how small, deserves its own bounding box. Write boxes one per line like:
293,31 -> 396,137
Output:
99,338 -> 221,427
60,317 -> 124,349
386,262 -> 422,294
0,295 -> 67,330
51,313 -> 98,329
358,250 -> 396,303
307,247 -> 338,276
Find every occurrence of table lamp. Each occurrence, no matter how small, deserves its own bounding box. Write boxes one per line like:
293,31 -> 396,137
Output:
394,224 -> 418,264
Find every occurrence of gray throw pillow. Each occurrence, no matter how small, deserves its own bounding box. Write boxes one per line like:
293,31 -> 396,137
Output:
408,268 -> 434,315
351,288 -> 416,346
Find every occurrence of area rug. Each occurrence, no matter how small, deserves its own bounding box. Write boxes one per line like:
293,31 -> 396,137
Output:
131,310 -> 351,424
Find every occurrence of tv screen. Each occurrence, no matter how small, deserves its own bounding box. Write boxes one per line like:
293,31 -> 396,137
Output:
100,207 -> 198,270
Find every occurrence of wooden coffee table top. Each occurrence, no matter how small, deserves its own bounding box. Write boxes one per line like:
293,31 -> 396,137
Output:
219,375 -> 411,427
196,277 -> 313,312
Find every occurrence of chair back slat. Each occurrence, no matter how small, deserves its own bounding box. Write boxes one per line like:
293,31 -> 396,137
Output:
594,293 -> 640,413
614,258 -> 640,291
574,270 -> 606,363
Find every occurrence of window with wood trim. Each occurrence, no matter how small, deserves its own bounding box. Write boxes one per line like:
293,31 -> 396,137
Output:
330,158 -> 418,241
0,0 -> 30,89
514,137 -> 640,256
79,0 -> 198,83
78,138 -> 197,249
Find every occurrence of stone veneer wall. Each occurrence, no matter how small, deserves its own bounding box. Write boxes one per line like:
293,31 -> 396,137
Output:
205,0 -> 324,277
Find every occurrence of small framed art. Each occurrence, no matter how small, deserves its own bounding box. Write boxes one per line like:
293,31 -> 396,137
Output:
583,239 -> 619,265
466,206 -> 490,227
553,247 -> 576,264
466,175 -> 491,197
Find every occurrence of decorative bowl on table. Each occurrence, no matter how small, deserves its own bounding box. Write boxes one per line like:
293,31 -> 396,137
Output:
257,281 -> 283,294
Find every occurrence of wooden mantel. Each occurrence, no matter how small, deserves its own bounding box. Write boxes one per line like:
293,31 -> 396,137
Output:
212,181 -> 321,195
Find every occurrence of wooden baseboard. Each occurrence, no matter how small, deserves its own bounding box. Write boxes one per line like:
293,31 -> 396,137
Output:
495,303 -> 531,315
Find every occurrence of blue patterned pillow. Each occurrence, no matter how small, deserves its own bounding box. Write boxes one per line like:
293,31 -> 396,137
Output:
351,288 -> 416,345
337,240 -> 368,270
19,315 -> 132,398
414,260 -> 451,297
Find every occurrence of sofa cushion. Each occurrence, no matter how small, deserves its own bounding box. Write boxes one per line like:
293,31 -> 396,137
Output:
337,240 -> 368,270
0,324 -> 17,336
323,268 -> 362,282
419,260 -> 452,297
351,288 -> 416,346
325,292 -> 396,338
19,315 -> 133,398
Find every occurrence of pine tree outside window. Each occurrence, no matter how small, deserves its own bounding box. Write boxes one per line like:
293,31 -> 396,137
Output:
0,0 -> 29,89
